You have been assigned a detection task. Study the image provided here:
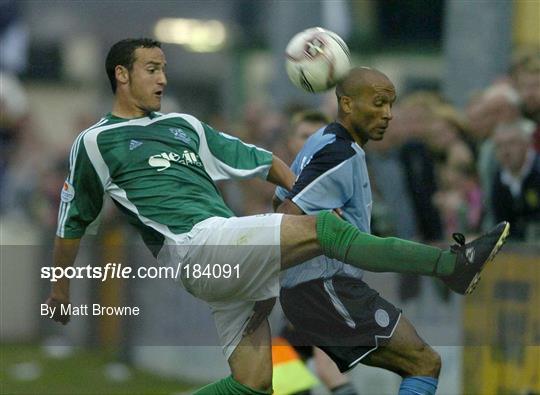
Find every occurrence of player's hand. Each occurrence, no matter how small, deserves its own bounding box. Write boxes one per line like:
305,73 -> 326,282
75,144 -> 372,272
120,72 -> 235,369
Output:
45,296 -> 71,325
243,297 -> 276,336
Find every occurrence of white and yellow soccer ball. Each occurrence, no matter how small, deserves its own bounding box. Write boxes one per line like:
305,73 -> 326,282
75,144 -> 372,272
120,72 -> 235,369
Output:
285,27 -> 351,93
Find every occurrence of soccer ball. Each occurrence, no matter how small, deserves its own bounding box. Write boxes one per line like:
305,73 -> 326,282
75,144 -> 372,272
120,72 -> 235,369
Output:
285,27 -> 351,93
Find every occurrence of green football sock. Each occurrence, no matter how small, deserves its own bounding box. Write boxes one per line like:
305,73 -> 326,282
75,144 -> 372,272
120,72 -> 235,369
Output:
192,375 -> 271,395
316,211 -> 455,276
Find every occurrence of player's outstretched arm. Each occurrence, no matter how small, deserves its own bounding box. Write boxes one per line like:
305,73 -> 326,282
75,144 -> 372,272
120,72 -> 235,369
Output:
266,155 -> 296,191
45,236 -> 81,325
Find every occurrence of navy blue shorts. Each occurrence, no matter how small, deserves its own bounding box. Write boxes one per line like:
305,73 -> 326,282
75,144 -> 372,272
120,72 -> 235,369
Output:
280,276 -> 401,372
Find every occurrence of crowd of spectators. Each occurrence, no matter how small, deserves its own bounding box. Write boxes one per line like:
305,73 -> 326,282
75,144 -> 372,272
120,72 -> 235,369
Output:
371,49 -> 540,243
220,48 -> 540,244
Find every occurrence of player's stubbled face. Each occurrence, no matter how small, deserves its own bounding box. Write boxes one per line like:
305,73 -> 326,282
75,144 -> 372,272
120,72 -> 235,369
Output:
351,79 -> 395,144
128,47 -> 167,113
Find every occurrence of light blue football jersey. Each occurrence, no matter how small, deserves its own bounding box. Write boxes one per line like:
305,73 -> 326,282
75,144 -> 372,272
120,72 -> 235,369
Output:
276,122 -> 372,288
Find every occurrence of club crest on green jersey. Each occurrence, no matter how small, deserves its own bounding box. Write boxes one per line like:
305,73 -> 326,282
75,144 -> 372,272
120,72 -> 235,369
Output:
148,150 -> 202,171
169,128 -> 191,144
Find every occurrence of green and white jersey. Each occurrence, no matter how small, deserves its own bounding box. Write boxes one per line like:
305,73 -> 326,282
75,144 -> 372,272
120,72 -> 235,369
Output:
56,112 -> 273,254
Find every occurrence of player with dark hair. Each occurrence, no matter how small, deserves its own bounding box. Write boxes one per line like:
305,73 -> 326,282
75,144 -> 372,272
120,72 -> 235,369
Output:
45,39 -> 509,395
274,67 -> 509,395
105,38 -> 162,93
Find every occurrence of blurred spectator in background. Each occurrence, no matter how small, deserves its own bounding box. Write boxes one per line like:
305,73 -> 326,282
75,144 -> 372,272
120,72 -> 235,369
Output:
466,82 -> 521,230
466,83 -> 521,144
492,119 -> 540,241
236,101 -> 287,149
397,92 -> 445,242
221,101 -> 289,215
231,104 -> 331,216
425,104 -> 473,164
368,104 -> 417,240
0,0 -> 28,74
511,49 -> 540,152
320,90 -> 339,121
434,162 -> 482,238
0,72 -> 31,216
286,110 -> 330,161
429,104 -> 482,237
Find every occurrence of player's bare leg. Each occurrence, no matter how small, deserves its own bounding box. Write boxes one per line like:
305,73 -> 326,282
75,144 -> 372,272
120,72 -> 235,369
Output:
228,318 -> 273,392
280,215 -> 320,269
193,315 -> 273,394
361,316 -> 441,394
313,347 -> 353,391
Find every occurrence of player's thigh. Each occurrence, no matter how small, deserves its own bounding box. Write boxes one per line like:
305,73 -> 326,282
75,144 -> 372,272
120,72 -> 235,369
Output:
186,214 -> 322,273
361,315 -> 439,377
280,214 -> 320,269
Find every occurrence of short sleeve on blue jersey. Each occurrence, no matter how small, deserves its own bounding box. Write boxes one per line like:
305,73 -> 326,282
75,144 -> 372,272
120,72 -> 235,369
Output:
287,139 -> 356,214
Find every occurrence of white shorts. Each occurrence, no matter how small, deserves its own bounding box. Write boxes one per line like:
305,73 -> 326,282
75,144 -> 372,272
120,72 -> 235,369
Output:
158,213 -> 283,359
